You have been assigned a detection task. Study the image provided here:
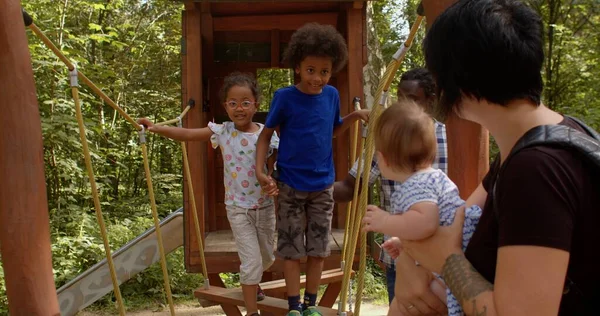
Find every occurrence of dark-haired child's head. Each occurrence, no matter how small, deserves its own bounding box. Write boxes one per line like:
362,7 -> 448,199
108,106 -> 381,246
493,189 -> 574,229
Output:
283,23 -> 348,95
398,68 -> 436,116
424,0 -> 544,119
375,101 -> 436,178
219,72 -> 260,127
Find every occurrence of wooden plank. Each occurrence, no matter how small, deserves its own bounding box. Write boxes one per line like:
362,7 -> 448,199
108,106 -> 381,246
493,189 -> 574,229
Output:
271,29 -> 280,67
183,1 -> 207,272
422,0 -> 490,198
210,2 -> 341,17
214,12 -> 338,32
201,3 -> 218,233
213,62 -> 273,76
203,229 -> 345,254
260,268 -> 351,294
318,281 -> 342,308
195,286 -> 348,316
208,274 -> 242,316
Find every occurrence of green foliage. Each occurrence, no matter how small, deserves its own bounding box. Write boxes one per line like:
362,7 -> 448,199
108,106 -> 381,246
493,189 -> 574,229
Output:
257,69 -> 294,111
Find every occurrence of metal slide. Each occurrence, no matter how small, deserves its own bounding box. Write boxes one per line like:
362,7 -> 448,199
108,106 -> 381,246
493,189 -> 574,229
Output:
57,208 -> 184,316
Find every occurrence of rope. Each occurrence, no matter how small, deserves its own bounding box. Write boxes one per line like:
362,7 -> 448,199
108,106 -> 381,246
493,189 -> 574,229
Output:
27,19 -> 178,314
139,130 -> 176,315
342,98 -> 363,262
339,15 -> 424,315
71,66 -> 126,316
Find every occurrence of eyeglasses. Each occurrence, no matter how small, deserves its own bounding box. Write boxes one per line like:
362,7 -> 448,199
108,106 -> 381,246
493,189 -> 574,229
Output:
225,100 -> 256,109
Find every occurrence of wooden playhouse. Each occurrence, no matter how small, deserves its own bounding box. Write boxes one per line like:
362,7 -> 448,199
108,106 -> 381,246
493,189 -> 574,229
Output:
179,0 -> 369,312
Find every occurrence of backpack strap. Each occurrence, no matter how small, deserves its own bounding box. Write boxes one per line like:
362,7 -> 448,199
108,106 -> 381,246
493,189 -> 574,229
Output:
491,118 -> 600,298
564,115 -> 600,140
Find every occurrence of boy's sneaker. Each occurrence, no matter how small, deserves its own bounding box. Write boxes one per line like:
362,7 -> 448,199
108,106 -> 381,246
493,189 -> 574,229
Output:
286,311 -> 301,316
257,285 -> 265,301
302,306 -> 323,316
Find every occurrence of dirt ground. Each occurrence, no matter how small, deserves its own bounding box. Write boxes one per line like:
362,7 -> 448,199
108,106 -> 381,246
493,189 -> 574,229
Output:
79,300 -> 389,316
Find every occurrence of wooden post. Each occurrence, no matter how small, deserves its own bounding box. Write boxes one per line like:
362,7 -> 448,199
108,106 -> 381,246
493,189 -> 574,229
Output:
422,0 -> 489,198
0,1 -> 60,314
183,1 -> 206,271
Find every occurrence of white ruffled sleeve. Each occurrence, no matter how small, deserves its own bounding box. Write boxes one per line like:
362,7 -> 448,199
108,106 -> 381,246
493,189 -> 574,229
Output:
207,122 -> 224,149
268,130 -> 280,158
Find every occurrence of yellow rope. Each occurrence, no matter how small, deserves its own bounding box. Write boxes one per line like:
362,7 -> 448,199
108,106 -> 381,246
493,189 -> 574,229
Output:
140,140 -> 176,315
72,84 -> 126,316
342,100 -> 362,262
339,15 -> 424,314
29,24 -> 141,130
28,20 -> 180,314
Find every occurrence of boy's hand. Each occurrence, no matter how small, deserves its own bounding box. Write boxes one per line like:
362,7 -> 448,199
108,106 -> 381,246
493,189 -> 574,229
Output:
137,117 -> 157,132
382,237 -> 403,260
257,173 -> 278,196
362,204 -> 390,233
356,109 -> 370,123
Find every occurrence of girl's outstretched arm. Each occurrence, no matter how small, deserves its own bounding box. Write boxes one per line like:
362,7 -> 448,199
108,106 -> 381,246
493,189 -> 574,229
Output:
138,117 -> 213,142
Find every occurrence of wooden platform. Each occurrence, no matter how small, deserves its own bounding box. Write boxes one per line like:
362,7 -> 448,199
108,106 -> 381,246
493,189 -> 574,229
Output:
193,229 -> 354,274
204,229 -> 345,254
195,286 -> 352,316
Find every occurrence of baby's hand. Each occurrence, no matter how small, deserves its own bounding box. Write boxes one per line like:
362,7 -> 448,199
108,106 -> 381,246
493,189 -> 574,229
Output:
137,117 -> 157,132
382,237 -> 403,260
362,205 -> 389,233
257,173 -> 278,196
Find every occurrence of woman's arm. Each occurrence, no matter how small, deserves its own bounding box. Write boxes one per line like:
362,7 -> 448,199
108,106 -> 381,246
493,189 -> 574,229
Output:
442,246 -> 568,316
465,182 -> 487,209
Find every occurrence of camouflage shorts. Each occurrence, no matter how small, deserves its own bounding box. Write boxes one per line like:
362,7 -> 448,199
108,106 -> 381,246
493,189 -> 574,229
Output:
275,182 -> 334,260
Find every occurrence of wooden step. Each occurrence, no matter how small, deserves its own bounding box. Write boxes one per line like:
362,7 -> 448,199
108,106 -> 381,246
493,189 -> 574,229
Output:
195,286 -> 351,316
260,268 -> 353,294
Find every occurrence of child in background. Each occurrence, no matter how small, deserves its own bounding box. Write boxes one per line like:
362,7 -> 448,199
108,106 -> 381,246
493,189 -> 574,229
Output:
255,23 -> 369,316
362,101 -> 482,316
138,72 -> 279,316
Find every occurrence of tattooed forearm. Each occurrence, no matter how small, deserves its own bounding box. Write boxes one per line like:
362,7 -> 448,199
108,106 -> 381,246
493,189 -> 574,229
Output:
443,254 -> 494,315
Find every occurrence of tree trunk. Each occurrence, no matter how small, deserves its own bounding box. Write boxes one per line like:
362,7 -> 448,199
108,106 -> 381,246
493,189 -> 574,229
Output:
363,2 -> 385,109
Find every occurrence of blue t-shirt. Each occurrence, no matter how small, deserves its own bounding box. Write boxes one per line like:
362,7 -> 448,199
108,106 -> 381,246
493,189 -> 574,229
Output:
265,85 -> 343,191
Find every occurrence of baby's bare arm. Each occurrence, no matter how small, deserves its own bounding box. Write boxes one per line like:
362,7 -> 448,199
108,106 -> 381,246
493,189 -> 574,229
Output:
382,202 -> 439,240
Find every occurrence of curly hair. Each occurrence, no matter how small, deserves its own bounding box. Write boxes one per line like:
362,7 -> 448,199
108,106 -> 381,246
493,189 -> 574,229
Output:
400,68 -> 436,99
283,23 -> 348,73
218,72 -> 260,103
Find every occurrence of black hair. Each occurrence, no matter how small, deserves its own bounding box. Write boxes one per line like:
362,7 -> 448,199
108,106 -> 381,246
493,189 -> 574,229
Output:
218,72 -> 260,103
400,68 -> 436,99
283,23 -> 348,73
424,0 -> 544,119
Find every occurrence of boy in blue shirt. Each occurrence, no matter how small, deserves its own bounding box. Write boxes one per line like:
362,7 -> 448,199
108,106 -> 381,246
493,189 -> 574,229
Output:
255,23 -> 369,316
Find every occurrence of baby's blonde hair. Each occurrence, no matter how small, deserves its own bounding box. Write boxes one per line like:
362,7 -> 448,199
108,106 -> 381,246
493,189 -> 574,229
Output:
374,100 -> 437,172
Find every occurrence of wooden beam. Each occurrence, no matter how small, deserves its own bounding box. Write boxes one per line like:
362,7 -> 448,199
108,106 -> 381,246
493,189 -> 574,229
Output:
195,286 -> 346,316
183,2 -> 207,272
422,0 -> 489,198
214,12 -> 338,32
270,29 -> 280,68
0,2 -> 60,314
